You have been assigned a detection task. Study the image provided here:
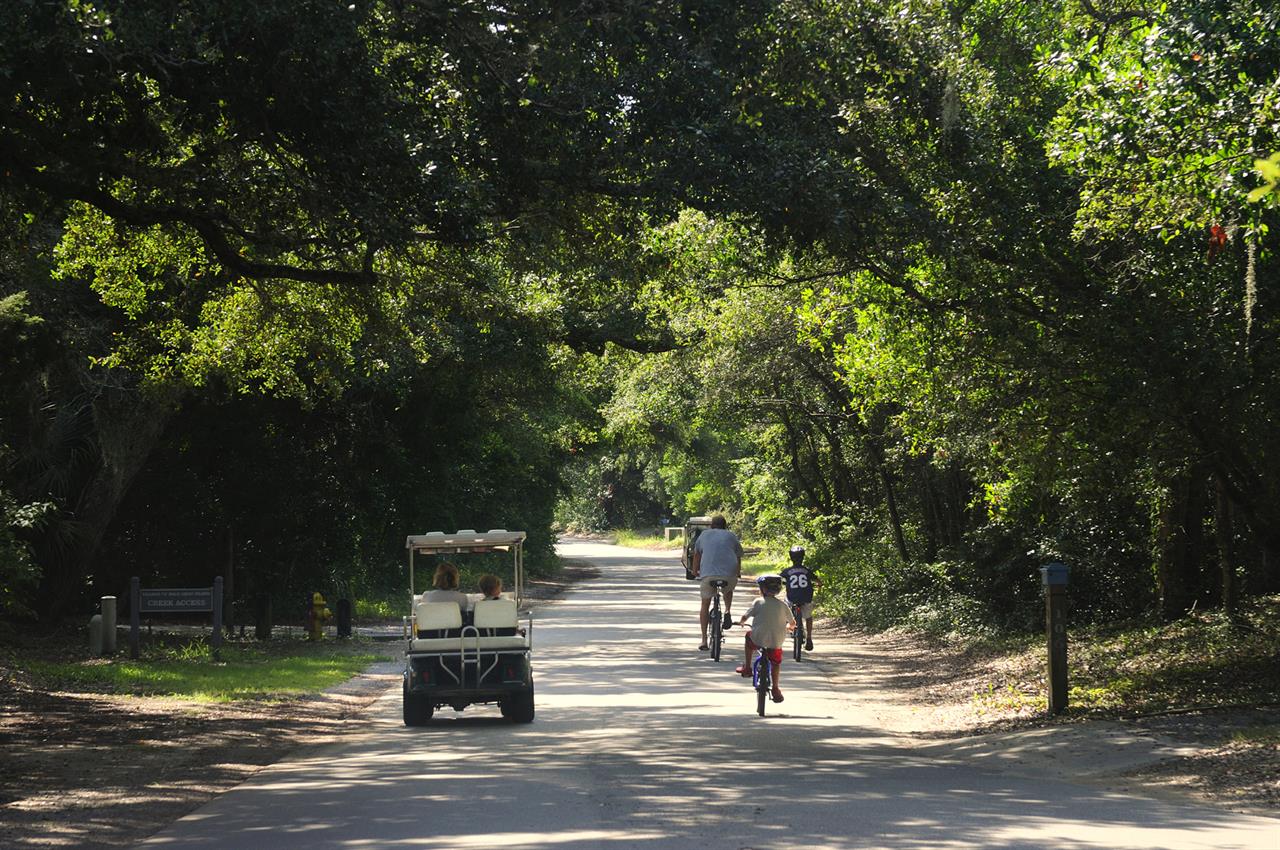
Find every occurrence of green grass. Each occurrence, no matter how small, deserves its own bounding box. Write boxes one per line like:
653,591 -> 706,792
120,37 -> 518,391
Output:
742,551 -> 784,575
1231,725 -> 1280,745
354,595 -> 400,620
18,637 -> 390,702
612,528 -> 681,550
610,528 -> 783,573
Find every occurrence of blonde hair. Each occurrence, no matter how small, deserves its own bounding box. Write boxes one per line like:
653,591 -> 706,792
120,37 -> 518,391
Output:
432,562 -> 460,590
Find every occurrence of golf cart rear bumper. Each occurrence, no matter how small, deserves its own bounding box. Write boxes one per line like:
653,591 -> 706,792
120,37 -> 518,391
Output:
404,648 -> 531,696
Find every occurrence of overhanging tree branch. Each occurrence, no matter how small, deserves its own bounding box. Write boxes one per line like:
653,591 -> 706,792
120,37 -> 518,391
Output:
8,166 -> 379,287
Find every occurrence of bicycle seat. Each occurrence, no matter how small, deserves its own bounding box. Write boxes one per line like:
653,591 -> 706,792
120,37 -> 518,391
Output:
710,579 -> 728,588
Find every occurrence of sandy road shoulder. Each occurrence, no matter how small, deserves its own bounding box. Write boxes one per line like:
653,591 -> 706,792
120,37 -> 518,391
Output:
805,619 -> 1280,816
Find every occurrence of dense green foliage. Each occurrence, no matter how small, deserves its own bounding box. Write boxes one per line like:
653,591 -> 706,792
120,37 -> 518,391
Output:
1,0 -> 679,619
553,1 -> 1280,630
3,1 -> 1278,636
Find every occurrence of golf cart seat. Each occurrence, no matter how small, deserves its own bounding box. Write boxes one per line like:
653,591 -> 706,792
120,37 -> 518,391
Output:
473,597 -> 517,631
412,601 -> 464,650
472,598 -> 526,648
411,599 -> 527,651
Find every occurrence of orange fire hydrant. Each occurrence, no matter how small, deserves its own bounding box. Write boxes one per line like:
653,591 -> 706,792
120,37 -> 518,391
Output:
307,592 -> 332,640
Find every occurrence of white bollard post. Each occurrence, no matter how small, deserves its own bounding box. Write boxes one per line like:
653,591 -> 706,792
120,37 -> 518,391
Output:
89,614 -> 103,656
101,596 -> 117,655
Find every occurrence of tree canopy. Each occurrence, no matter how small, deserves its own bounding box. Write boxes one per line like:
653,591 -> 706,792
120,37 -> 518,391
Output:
2,1 -> 1277,630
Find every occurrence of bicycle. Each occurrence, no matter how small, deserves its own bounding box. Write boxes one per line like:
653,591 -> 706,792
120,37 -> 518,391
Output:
751,644 -> 782,716
791,603 -> 805,662
707,579 -> 727,661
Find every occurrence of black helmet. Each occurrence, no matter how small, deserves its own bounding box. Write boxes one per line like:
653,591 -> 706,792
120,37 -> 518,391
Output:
789,545 -> 805,563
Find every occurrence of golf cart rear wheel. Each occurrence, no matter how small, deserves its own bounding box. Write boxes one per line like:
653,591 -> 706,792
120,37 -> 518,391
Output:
403,680 -> 433,726
508,685 -> 535,723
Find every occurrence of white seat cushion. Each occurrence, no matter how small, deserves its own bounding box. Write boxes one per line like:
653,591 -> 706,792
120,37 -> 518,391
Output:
473,598 -> 518,630
416,601 -> 462,632
410,637 -> 464,651
408,634 -> 529,652
474,635 -> 530,650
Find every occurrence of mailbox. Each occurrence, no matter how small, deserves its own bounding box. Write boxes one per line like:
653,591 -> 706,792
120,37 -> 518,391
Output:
1040,562 -> 1069,587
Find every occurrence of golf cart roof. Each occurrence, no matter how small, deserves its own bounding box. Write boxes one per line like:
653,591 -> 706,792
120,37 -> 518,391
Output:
405,529 -> 526,553
685,516 -> 714,526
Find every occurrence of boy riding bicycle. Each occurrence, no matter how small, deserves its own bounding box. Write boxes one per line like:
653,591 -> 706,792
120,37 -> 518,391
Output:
779,545 -> 820,651
735,574 -> 794,703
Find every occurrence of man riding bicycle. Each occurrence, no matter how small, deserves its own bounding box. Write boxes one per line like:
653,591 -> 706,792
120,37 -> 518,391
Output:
691,514 -> 743,651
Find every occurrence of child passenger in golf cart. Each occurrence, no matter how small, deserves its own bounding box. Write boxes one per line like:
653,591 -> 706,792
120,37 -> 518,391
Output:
475,573 -> 524,637
478,573 -> 503,600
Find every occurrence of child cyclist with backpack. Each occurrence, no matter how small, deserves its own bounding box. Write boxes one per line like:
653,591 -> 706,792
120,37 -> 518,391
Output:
735,574 -> 794,703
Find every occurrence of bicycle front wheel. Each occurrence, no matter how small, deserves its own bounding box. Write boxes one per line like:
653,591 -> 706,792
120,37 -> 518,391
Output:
755,654 -> 770,717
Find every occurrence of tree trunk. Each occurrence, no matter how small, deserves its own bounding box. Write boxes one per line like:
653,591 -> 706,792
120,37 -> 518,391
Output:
1155,468 -> 1208,621
225,525 -> 236,635
778,401 -> 832,514
878,464 -> 910,563
917,461 -> 940,562
45,385 -> 178,617
1213,474 -> 1238,616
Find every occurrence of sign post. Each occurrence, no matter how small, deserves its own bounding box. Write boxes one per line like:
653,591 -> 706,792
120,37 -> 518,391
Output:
211,576 -> 223,659
1040,562 -> 1070,715
130,577 -> 140,659
130,577 -> 224,660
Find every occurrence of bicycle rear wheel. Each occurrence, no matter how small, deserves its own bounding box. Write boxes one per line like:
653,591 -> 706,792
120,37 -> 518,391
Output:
710,610 -> 722,661
793,619 -> 804,662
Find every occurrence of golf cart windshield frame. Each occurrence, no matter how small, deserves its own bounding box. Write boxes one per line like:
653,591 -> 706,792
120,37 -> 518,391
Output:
405,529 -> 527,608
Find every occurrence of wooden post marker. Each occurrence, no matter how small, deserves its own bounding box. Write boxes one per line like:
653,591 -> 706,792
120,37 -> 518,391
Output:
1040,562 -> 1070,715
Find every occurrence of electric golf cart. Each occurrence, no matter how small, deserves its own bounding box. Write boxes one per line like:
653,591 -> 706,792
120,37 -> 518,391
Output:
402,529 -> 534,725
681,515 -> 713,580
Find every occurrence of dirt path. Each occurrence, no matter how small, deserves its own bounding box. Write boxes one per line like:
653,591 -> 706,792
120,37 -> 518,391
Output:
810,619 -> 1280,816
0,561 -> 600,850
1,559 -> 1275,849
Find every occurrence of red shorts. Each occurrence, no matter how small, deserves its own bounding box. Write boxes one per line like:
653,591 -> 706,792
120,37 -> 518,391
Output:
745,632 -> 783,664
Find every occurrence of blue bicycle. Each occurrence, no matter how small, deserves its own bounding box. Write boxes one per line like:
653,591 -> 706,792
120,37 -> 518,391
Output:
752,644 -> 782,716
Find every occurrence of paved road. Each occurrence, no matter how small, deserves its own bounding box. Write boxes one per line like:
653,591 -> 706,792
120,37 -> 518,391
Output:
139,541 -> 1279,849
